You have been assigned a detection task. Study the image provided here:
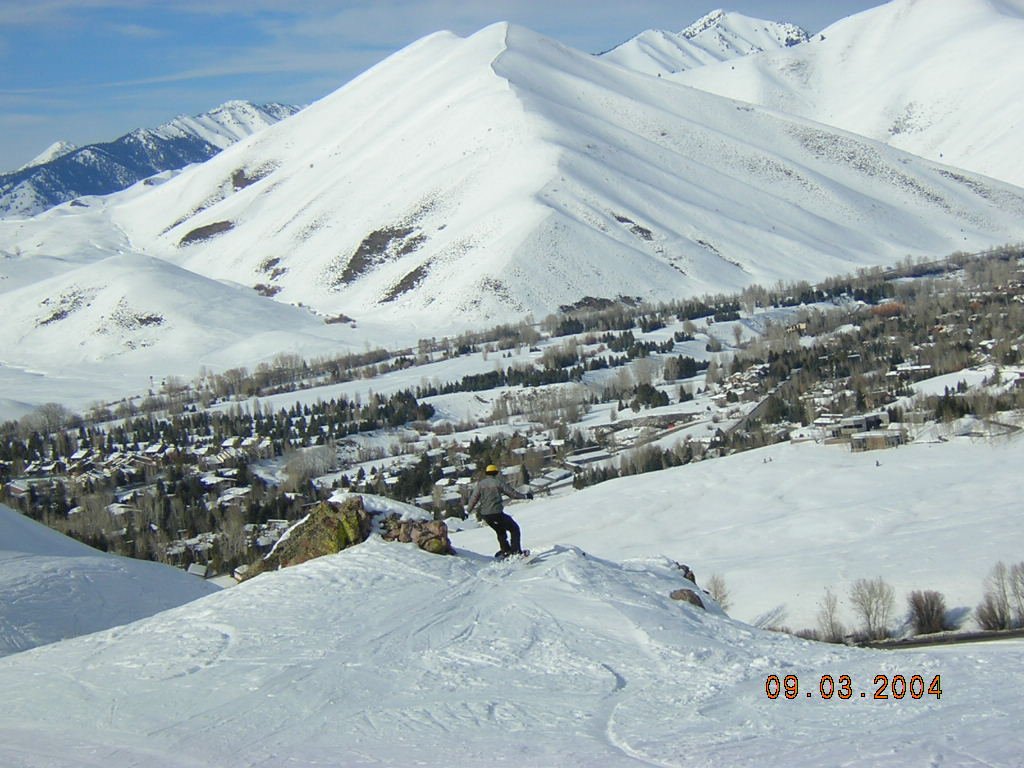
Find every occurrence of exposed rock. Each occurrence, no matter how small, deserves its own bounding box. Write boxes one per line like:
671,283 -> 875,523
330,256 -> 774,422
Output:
673,561 -> 697,583
249,495 -> 453,579
670,588 -> 706,609
261,496 -> 372,572
179,220 -> 234,246
380,517 -> 454,555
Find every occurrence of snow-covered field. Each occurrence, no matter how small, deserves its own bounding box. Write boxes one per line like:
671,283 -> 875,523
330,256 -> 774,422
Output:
1,431 -> 1022,766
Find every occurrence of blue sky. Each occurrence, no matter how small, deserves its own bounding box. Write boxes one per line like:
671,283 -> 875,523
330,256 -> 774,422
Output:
0,1 -> 882,172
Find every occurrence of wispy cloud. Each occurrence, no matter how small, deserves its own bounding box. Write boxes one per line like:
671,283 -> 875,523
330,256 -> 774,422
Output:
0,111 -> 51,127
0,0 -> 137,26
109,22 -> 164,39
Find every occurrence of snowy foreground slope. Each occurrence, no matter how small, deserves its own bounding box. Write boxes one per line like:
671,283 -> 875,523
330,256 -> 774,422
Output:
1,537 -> 1022,767
454,433 -> 1024,633
1,434 -> 1023,766
675,0 -> 1024,187
0,504 -> 218,657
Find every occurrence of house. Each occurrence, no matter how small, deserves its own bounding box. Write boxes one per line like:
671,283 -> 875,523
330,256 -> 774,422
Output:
832,412 -> 889,440
200,474 -> 234,492
5,479 -> 31,499
216,485 -> 252,508
564,446 -> 612,468
850,428 -> 905,453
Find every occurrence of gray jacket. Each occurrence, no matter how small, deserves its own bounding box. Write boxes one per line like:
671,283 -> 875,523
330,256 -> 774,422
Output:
467,474 -> 525,518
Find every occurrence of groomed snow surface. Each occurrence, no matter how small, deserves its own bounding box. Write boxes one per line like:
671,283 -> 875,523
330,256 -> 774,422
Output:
1,434 -> 1022,766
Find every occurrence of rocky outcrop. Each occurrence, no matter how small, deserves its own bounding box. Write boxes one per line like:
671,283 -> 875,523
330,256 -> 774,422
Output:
670,588 -> 706,609
379,517 -> 454,555
669,561 -> 706,610
261,496 -> 372,571
250,495 -> 453,578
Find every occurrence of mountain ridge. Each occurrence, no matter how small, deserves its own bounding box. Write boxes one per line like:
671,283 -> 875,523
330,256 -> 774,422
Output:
109,21 -> 1024,320
673,0 -> 1024,187
2,15 -> 1024,403
0,101 -> 301,218
598,9 -> 809,76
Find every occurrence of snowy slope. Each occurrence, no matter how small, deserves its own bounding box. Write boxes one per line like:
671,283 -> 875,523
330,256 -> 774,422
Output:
674,0 -> 1024,187
3,20 -> 1024,408
0,504 -> 218,657
453,433 -> 1024,634
0,250 -> 369,412
599,9 -> 808,76
0,536 -> 1020,766
6,23 -> 1024,333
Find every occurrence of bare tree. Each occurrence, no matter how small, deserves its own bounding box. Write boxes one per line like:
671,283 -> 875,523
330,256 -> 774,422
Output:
907,590 -> 948,635
283,442 -> 338,492
632,356 -> 658,387
706,573 -> 732,612
849,577 -> 895,640
976,562 -> 1014,630
19,402 -> 78,437
1012,562 -> 1024,627
816,587 -> 845,643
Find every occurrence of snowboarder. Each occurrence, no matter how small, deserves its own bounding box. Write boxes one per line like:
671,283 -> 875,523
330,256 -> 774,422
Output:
466,464 -> 532,559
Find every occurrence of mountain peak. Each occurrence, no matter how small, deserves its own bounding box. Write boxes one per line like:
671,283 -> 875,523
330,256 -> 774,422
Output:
600,10 -> 809,76
17,140 -> 77,172
673,0 -> 1024,187
682,8 -> 728,38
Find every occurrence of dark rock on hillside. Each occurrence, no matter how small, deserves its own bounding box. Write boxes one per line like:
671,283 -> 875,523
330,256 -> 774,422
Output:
379,516 -> 454,555
252,495 -> 453,577
670,588 -> 706,609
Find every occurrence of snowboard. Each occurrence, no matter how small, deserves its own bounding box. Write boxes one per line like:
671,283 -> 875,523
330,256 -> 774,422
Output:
493,549 -> 532,563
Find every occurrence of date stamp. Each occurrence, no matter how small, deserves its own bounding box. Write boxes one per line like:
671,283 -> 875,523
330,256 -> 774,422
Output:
764,674 -> 942,701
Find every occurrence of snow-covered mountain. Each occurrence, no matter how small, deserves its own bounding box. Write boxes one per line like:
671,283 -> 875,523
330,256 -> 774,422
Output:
599,9 -> 809,76
0,503 -> 218,657
2,15 -> 1024,401
0,101 -> 300,218
5,24 -> 1024,337
17,140 -> 77,171
673,0 -> 1024,187
0,250 -> 368,414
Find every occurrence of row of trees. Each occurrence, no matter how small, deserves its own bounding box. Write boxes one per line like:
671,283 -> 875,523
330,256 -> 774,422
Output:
807,561 -> 1024,644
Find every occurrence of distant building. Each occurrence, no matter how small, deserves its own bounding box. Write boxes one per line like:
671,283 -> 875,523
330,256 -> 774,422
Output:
850,428 -> 905,453
832,412 -> 889,440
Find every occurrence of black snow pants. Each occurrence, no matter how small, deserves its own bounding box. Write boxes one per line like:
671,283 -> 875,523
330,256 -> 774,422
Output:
482,512 -> 521,555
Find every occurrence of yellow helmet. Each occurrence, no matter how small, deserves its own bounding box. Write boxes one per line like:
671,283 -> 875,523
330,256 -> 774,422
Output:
485,464 -> 499,474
